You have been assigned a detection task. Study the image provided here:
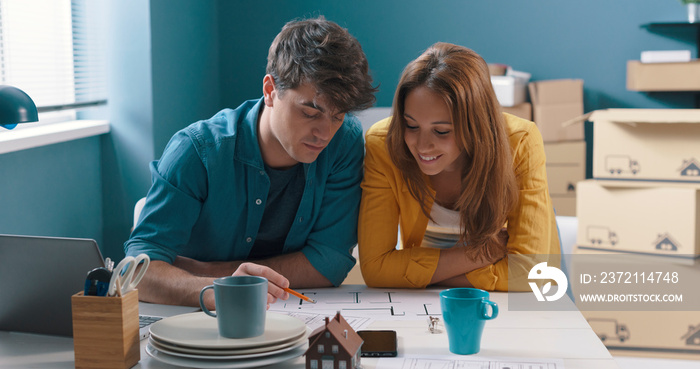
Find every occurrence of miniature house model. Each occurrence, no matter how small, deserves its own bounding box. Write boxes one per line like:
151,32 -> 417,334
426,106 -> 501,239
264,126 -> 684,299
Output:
306,312 -> 363,369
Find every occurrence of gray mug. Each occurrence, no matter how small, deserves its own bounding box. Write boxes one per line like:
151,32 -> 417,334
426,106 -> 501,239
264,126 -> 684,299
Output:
199,275 -> 268,338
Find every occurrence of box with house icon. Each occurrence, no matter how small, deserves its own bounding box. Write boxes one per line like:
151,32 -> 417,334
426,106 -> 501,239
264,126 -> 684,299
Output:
580,310 -> 700,360
572,248 -> 700,359
574,109 -> 700,360
589,109 -> 700,183
544,140 -> 586,216
576,180 -> 700,257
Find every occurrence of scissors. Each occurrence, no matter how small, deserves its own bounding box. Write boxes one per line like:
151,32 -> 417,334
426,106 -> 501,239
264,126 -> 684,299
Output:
108,254 -> 150,297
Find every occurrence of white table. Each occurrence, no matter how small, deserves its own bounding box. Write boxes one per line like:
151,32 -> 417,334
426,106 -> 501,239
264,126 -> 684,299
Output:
0,286 -> 619,369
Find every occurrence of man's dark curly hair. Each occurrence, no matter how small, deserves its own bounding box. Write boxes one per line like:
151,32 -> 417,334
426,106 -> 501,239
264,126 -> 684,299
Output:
266,16 -> 377,113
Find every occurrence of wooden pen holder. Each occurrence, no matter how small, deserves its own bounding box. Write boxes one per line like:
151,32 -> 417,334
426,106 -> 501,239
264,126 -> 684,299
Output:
71,290 -> 140,369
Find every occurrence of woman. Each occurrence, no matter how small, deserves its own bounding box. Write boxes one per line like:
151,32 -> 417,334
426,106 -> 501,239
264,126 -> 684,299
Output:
358,42 -> 559,290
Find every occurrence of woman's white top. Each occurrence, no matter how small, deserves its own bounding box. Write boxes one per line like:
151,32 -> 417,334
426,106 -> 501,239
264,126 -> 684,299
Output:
420,202 -> 462,249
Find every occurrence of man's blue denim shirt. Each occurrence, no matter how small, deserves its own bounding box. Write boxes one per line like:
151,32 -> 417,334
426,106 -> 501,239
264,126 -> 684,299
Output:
125,98 -> 363,286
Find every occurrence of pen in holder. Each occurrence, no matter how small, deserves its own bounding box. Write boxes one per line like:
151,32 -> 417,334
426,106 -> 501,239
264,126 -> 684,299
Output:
71,289 -> 140,369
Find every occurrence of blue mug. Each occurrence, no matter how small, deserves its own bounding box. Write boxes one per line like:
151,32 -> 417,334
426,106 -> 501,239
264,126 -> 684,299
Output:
199,276 -> 267,339
440,288 -> 499,355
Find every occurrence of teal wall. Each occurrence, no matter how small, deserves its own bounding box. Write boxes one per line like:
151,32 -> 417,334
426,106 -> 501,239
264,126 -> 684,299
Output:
99,0 -> 155,260
0,138 -> 103,242
219,0 -> 698,110
150,0 -> 222,154
99,0 -> 223,260
0,0 -> 696,259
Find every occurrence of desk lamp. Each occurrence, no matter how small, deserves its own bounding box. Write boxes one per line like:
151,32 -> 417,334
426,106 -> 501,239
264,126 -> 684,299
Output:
0,85 -> 39,130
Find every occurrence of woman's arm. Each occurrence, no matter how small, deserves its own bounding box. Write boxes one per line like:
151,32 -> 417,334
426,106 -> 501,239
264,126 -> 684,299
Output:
429,229 -> 508,285
358,126 -> 439,288
358,148 -> 433,287
465,117 -> 560,291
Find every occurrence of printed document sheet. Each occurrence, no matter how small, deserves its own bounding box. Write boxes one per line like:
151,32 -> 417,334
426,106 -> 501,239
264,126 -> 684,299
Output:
269,285 -> 442,320
377,355 -> 564,369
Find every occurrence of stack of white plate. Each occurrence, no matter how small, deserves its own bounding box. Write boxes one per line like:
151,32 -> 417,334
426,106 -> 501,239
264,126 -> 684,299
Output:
146,311 -> 309,368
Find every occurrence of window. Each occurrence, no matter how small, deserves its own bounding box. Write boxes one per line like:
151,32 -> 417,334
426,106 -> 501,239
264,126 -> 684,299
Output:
339,361 -> 347,369
332,344 -> 339,354
0,0 -> 107,128
310,359 -> 318,369
322,359 -> 334,369
317,344 -> 324,353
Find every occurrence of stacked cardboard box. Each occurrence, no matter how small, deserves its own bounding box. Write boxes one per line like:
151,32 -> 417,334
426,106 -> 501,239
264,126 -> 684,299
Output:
576,180 -> 700,256
501,103 -> 532,121
582,306 -> 700,360
529,79 -> 587,216
574,109 -> 700,359
627,60 -> 700,91
529,79 -> 584,142
544,141 -> 586,216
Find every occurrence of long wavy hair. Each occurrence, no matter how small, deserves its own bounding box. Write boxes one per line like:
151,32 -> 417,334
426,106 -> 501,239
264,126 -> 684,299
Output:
386,42 -> 518,258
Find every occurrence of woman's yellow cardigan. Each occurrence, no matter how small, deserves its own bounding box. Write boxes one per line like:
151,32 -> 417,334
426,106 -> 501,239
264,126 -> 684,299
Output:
358,113 -> 560,290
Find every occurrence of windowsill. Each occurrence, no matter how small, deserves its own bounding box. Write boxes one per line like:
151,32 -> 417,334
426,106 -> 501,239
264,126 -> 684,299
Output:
0,120 -> 110,155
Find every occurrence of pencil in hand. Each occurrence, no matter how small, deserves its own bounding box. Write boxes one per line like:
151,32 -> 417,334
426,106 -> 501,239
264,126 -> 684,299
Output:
284,287 -> 317,304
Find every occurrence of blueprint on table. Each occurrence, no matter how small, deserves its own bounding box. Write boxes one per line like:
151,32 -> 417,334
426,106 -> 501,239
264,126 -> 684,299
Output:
269,285 -> 443,321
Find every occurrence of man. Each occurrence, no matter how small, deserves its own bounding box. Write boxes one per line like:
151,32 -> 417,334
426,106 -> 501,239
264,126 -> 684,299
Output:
125,16 -> 376,308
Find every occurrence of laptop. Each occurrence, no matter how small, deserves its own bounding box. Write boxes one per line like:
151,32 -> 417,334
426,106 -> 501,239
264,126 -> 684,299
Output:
0,234 -> 197,338
0,234 -> 105,337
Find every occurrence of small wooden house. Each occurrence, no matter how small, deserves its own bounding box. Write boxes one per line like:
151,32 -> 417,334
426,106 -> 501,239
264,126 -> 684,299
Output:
305,312 -> 363,369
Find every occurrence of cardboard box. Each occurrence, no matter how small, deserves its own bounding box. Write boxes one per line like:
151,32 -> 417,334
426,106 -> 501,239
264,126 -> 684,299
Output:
572,244 -> 699,265
501,102 -> 532,121
576,180 -> 700,256
544,141 -> 586,194
571,249 -> 700,359
544,141 -> 586,216
627,60 -> 700,91
546,161 -> 586,196
551,196 -> 576,217
488,63 -> 508,76
589,109 -> 700,182
581,310 -> 700,359
544,140 -> 586,165
529,79 -> 584,142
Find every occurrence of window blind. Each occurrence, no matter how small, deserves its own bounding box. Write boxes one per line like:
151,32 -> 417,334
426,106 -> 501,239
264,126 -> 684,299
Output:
0,0 -> 107,122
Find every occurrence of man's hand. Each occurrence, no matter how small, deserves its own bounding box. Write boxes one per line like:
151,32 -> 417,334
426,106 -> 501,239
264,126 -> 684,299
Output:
173,252 -> 331,289
233,262 -> 290,309
140,253 -> 327,310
